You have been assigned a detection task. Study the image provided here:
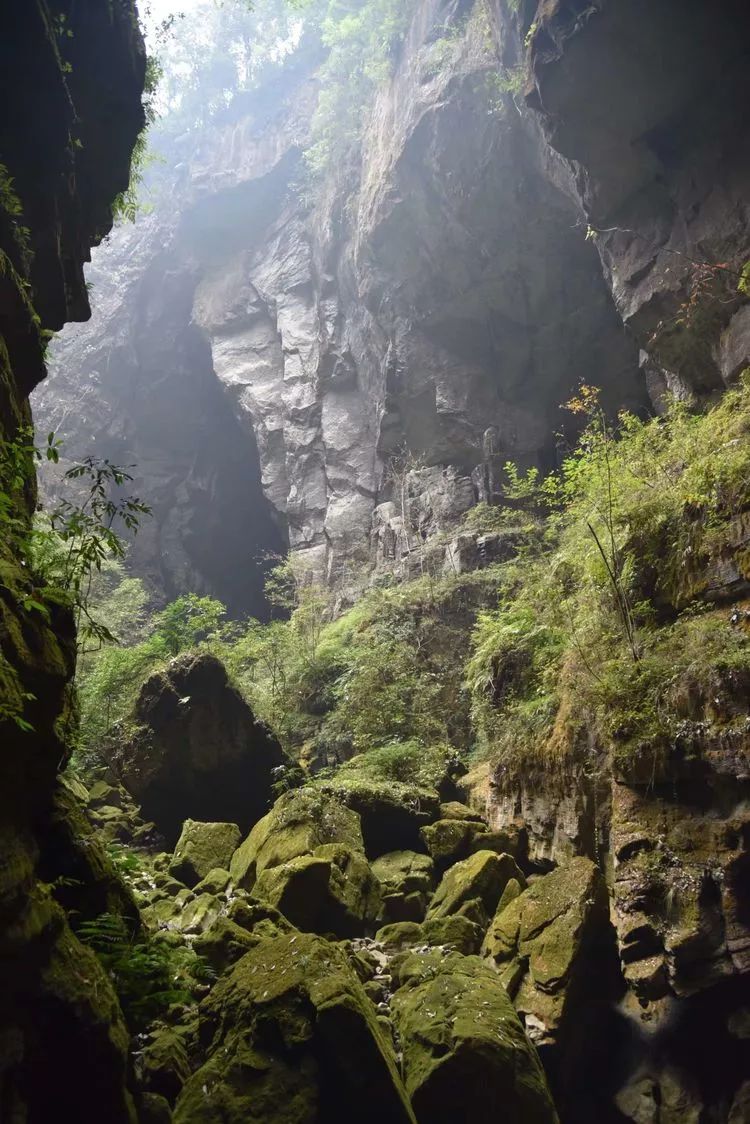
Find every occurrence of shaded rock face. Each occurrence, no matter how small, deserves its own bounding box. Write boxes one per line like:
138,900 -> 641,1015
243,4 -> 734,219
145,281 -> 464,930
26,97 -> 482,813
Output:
37,267 -> 285,617
0,3 -> 145,1120
473,677 -> 750,1120
108,653 -> 287,845
520,0 -> 750,398
36,0 -> 643,592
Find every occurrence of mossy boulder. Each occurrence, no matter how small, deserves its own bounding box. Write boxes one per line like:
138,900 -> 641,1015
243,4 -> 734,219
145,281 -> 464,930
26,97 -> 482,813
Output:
169,820 -> 241,888
375,921 -> 424,950
438,801 -> 486,822
376,914 -> 484,955
173,932 -> 415,1123
391,954 -> 558,1123
252,843 -> 382,937
193,867 -> 231,896
193,916 -> 261,973
421,816 -> 526,872
319,779 -> 440,857
142,897 -> 181,930
177,893 -> 222,935
420,818 -> 482,871
153,874 -> 186,898
427,851 -> 525,927
371,850 -> 435,922
482,856 -> 609,1047
422,914 -> 485,954
226,897 -> 293,938
139,1025 -> 191,1103
229,787 -> 364,891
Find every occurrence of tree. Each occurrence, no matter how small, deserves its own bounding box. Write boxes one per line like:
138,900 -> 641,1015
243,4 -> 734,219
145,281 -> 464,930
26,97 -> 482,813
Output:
152,593 -> 227,656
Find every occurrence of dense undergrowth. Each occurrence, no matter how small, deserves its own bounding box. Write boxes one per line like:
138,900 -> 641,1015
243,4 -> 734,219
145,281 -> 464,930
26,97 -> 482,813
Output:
468,378 -> 750,777
75,376 -> 750,784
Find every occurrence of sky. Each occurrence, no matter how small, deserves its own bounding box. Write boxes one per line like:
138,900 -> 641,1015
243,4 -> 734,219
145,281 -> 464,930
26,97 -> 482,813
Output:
139,0 -> 200,47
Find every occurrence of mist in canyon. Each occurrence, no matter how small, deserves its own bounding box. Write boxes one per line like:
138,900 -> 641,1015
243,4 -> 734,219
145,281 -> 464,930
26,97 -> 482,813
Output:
2,2 -> 750,1122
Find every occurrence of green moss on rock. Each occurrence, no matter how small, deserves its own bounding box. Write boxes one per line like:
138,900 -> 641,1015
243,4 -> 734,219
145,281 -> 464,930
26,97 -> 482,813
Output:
482,856 -> 608,1047
169,820 -> 241,888
438,801 -> 486,822
229,788 -> 364,891
371,849 -> 435,922
252,843 -> 382,938
420,818 -> 483,871
193,915 -> 260,973
174,932 -> 415,1123
427,850 -> 525,926
140,1024 -> 191,1104
392,954 -> 558,1123
376,914 -> 484,955
318,776 -> 440,857
193,867 -> 231,896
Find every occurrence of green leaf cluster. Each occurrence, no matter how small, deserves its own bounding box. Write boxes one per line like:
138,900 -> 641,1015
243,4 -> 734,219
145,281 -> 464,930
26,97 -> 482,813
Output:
77,912 -> 206,1031
303,0 -> 410,182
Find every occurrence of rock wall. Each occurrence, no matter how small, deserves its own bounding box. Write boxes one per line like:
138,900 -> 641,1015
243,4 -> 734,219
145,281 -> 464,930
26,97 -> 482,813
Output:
0,3 -> 146,1119
520,0 -> 750,399
36,0 -> 644,595
472,4 -> 750,1119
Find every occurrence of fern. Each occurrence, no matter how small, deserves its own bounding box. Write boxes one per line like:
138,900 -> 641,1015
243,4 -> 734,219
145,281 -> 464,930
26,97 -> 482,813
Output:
78,913 -> 204,1031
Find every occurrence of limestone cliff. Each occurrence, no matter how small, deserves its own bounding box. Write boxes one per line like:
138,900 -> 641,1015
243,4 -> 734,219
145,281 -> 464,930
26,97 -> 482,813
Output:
36,0 -> 643,598
0,3 -> 145,1119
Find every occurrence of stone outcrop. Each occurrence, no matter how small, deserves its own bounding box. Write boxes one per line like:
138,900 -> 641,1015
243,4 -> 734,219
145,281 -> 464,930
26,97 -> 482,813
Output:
107,653 -> 287,844
472,659 -> 750,1119
0,2 -> 146,1119
519,0 -> 750,399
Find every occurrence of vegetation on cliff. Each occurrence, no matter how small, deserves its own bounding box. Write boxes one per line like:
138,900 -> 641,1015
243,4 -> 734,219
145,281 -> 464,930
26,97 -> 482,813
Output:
468,376 -> 750,776
74,375 -> 750,789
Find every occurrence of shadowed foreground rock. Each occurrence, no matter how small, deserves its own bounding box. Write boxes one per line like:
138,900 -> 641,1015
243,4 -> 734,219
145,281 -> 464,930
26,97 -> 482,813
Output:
392,953 -> 559,1124
174,931 -> 416,1123
108,654 -> 287,844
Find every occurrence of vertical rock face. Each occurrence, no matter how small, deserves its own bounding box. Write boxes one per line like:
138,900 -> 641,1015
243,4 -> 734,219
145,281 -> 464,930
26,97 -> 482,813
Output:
36,0 -> 644,593
520,0 -> 750,398
0,3 -> 145,1119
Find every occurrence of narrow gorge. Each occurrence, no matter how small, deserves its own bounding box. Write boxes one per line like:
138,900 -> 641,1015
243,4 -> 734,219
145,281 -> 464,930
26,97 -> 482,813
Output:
1,2 -> 749,1122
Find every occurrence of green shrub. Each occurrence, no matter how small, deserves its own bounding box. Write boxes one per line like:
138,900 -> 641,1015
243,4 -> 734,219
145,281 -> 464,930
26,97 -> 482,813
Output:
468,377 -> 750,775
